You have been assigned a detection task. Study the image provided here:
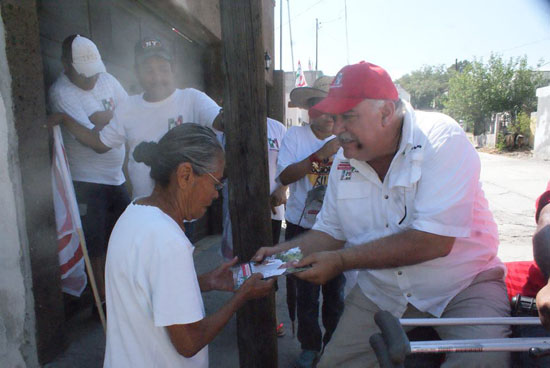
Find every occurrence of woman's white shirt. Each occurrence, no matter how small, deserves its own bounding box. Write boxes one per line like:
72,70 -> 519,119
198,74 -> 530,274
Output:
104,203 -> 207,368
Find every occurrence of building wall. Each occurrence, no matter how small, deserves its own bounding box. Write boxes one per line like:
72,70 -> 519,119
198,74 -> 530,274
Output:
0,7 -> 39,368
38,0 -> 209,95
535,85 -> 550,159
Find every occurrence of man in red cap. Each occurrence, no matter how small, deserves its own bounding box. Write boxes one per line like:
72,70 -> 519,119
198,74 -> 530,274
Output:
255,61 -> 510,367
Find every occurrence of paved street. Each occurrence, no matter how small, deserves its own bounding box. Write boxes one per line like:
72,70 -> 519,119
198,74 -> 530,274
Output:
479,152 -> 549,262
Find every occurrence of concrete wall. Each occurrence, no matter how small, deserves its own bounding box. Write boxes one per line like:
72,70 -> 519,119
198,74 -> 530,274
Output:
535,85 -> 550,160
0,7 -> 39,368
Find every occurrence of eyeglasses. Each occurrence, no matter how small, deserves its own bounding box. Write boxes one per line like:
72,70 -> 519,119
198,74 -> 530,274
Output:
206,172 -> 225,191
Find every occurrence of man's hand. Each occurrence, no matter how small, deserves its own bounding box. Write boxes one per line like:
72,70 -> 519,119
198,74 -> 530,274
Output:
253,245 -> 284,263
316,137 -> 341,160
89,110 -> 114,130
236,273 -> 274,301
200,257 -> 239,292
536,281 -> 550,330
270,186 -> 288,214
293,250 -> 345,285
47,112 -> 67,128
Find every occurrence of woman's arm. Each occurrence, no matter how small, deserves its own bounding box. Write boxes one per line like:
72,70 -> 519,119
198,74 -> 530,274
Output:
166,274 -> 273,357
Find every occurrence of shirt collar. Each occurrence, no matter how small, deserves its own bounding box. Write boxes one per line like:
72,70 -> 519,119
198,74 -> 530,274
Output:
396,101 -> 415,156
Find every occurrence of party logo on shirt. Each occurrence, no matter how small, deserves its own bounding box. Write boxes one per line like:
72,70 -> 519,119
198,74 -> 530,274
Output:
102,97 -> 115,111
268,138 -> 280,151
337,161 -> 357,181
168,115 -> 184,130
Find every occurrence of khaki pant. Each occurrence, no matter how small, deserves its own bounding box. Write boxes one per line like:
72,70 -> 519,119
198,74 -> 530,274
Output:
318,267 -> 511,368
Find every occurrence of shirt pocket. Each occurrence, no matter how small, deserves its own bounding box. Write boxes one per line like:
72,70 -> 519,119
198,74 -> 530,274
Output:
336,182 -> 372,235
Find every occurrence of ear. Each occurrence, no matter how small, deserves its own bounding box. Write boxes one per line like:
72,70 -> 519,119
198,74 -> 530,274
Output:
175,162 -> 194,190
380,101 -> 396,127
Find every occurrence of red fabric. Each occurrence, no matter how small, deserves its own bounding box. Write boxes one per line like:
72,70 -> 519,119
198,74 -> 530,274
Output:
311,61 -> 398,115
505,261 -> 547,301
535,181 -> 550,222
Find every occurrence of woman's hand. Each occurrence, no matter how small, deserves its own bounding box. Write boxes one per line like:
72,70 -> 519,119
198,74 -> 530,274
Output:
200,257 -> 239,292
236,273 -> 274,302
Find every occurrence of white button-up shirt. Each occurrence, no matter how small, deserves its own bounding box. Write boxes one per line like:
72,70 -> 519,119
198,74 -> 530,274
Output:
313,102 -> 504,317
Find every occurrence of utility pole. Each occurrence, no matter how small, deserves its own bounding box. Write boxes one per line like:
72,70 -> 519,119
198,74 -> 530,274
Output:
219,1 -> 277,367
287,0 -> 295,72
315,18 -> 319,72
279,0 -> 283,69
344,0 -> 349,64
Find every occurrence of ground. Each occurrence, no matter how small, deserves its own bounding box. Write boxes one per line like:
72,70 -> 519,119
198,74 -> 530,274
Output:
45,151 -> 549,368
479,152 -> 548,262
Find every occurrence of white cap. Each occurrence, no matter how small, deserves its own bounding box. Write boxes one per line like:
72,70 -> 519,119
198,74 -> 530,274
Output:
71,35 -> 106,77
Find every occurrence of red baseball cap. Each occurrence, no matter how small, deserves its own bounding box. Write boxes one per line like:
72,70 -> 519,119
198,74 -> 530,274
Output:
310,61 -> 398,116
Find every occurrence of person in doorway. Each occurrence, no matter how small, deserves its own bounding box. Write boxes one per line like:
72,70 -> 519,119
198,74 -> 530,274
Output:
48,37 -> 223,240
49,34 -> 130,307
103,123 -> 273,368
277,76 -> 345,367
255,61 -> 511,367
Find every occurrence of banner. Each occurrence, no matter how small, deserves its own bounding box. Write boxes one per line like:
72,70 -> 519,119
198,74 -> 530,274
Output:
51,125 -> 87,296
295,60 -> 307,87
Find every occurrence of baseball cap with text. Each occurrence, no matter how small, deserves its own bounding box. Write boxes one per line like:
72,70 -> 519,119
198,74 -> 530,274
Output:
311,61 -> 398,115
71,35 -> 106,78
135,38 -> 172,65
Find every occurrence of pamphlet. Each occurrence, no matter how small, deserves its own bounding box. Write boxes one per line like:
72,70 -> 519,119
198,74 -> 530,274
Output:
232,247 -> 309,288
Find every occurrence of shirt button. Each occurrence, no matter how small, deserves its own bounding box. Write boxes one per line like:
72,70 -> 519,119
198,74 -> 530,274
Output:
397,271 -> 402,275
384,195 -> 389,199
385,224 -> 389,228
406,293 -> 412,297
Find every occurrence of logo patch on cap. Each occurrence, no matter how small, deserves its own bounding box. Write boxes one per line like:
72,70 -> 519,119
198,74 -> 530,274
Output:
142,40 -> 162,49
332,72 -> 344,88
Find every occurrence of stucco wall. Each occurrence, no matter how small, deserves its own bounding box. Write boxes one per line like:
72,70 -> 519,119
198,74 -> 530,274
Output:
535,85 -> 550,160
0,7 -> 39,368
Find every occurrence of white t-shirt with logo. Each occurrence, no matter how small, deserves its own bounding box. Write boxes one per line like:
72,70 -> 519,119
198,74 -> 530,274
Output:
49,72 -> 128,185
99,88 -> 221,199
104,203 -> 207,368
267,118 -> 287,221
276,125 -> 335,228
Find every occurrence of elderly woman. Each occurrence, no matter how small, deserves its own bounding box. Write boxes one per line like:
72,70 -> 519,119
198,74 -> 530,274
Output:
103,123 -> 273,368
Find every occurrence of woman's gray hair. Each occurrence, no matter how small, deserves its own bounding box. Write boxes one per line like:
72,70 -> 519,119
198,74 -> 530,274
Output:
133,123 -> 224,187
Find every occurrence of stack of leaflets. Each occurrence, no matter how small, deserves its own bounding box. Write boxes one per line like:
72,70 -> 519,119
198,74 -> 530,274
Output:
232,247 -> 309,289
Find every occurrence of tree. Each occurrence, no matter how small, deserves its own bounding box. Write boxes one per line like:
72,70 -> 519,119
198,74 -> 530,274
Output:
444,54 -> 547,135
395,65 -> 450,110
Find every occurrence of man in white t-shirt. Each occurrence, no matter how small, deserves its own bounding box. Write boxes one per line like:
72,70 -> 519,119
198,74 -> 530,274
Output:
49,34 -> 130,305
255,61 -> 511,367
277,76 -> 345,368
49,37 -> 223,239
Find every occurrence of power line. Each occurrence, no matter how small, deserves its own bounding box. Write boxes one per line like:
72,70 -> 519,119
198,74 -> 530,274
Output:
276,0 -> 328,30
498,38 -> 550,53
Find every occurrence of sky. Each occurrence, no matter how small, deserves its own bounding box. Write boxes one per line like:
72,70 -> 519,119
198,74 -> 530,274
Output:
274,0 -> 550,80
